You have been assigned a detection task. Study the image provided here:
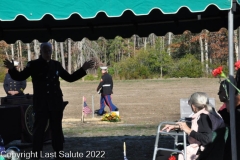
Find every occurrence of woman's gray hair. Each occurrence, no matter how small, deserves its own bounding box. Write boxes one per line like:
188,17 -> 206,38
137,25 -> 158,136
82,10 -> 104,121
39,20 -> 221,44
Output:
188,92 -> 219,117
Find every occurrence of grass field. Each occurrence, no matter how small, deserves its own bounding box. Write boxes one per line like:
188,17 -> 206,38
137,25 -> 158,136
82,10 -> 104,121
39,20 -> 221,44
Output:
1,78 -> 224,160
0,78 -> 223,137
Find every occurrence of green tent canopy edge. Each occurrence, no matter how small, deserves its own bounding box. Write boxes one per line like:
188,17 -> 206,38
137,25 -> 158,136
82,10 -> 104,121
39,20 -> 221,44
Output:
0,0 -> 232,21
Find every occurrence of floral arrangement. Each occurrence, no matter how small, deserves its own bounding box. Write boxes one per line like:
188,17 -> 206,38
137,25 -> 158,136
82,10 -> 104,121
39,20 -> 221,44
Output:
212,64 -> 240,93
101,112 -> 121,122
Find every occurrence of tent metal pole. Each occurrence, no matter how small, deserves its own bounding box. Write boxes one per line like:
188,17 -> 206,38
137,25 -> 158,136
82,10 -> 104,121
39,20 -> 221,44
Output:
228,7 -> 237,160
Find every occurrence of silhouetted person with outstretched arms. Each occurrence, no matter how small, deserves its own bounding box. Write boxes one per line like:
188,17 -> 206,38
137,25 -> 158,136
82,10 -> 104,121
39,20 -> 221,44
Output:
4,42 -> 95,160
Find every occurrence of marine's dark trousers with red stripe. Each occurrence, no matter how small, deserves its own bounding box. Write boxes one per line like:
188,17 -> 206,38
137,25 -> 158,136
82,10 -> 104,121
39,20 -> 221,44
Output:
98,94 -> 117,114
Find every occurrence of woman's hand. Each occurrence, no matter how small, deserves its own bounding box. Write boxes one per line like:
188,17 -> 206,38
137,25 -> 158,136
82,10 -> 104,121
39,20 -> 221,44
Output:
8,91 -> 19,95
176,122 -> 192,135
161,124 -> 178,132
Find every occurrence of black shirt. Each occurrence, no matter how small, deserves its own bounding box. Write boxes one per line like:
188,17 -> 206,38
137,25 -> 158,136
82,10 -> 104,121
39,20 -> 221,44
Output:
189,114 -> 213,146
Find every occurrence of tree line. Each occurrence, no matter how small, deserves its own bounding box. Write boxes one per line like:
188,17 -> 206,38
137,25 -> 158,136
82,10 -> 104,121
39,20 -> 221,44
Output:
0,28 -> 239,81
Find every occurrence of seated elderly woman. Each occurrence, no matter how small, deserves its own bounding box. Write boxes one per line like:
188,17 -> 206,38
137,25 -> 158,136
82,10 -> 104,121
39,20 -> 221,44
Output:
162,92 -> 225,160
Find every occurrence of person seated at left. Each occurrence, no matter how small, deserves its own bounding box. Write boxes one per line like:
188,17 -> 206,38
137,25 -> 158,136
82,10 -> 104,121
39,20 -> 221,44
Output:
3,61 -> 27,96
161,92 -> 225,160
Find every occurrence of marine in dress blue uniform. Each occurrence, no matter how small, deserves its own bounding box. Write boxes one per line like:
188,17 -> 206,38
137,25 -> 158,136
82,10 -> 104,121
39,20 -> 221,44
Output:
3,61 -> 26,96
95,66 -> 118,115
4,42 -> 94,159
3,73 -> 26,96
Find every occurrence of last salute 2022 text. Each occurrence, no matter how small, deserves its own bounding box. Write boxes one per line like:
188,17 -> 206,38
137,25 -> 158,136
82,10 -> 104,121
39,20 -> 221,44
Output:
38,151 -> 106,159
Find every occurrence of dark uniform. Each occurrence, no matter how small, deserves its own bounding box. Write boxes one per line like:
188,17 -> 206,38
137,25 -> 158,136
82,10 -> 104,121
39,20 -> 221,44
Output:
236,68 -> 240,89
217,80 -> 240,160
8,56 -> 87,158
3,73 -> 26,96
96,73 -> 118,115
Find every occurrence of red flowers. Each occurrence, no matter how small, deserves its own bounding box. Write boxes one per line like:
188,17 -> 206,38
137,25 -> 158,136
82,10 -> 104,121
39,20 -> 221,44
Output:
212,65 -> 240,94
212,66 -> 223,77
235,60 -> 240,70
168,155 -> 176,160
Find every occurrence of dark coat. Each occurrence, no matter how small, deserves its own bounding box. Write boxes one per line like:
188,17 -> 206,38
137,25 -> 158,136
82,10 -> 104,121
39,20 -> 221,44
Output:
97,73 -> 113,95
8,56 -> 86,111
218,106 -> 240,160
236,68 -> 240,89
3,73 -> 26,96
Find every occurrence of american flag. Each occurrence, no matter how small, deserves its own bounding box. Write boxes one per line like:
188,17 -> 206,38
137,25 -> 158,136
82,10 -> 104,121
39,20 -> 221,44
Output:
83,96 -> 92,116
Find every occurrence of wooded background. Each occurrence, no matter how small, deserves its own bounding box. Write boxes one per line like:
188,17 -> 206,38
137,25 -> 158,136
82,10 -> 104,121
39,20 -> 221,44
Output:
0,28 -> 239,81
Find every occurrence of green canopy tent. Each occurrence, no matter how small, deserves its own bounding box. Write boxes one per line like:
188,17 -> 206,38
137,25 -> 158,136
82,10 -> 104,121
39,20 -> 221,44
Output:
0,0 -> 239,159
0,0 -> 239,43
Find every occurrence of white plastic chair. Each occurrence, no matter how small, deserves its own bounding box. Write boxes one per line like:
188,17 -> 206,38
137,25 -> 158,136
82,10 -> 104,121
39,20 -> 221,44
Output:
180,98 -> 215,119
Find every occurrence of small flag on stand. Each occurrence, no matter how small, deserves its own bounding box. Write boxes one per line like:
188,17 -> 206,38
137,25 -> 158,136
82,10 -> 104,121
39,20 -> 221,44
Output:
123,142 -> 128,160
83,96 -> 92,116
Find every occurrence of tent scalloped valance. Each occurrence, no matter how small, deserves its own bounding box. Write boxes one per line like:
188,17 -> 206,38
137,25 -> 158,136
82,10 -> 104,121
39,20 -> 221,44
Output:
0,0 -> 232,21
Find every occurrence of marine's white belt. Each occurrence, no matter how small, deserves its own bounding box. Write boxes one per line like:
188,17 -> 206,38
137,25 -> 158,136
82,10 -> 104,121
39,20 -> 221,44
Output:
103,84 -> 111,87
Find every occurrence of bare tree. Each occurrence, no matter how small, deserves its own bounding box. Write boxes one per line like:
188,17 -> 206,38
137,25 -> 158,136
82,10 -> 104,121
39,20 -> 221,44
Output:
16,41 -> 20,70
54,40 -> 58,61
71,42 -> 78,71
4,47 -> 9,60
204,30 -> 209,74
11,44 -> 14,60
127,39 -> 130,57
239,27 -> 240,61
26,43 -> 31,61
34,40 -> 40,59
60,42 -> 66,69
167,32 -> 172,55
199,33 -> 204,63
160,36 -> 164,78
150,33 -> 156,48
144,37 -> 147,51
133,35 -> 136,57
77,41 -> 83,68
234,29 -> 239,60
18,41 -> 23,70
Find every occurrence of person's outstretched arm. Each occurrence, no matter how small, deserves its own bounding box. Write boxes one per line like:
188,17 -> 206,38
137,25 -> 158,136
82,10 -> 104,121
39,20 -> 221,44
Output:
59,60 -> 94,82
4,59 -> 31,81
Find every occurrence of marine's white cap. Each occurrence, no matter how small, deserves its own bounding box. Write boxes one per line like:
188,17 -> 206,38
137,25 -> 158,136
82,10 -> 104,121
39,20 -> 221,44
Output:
100,66 -> 108,70
14,61 -> 19,66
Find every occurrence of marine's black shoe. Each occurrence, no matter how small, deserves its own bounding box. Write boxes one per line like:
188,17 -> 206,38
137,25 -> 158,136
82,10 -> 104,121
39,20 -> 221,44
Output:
94,109 -> 106,115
